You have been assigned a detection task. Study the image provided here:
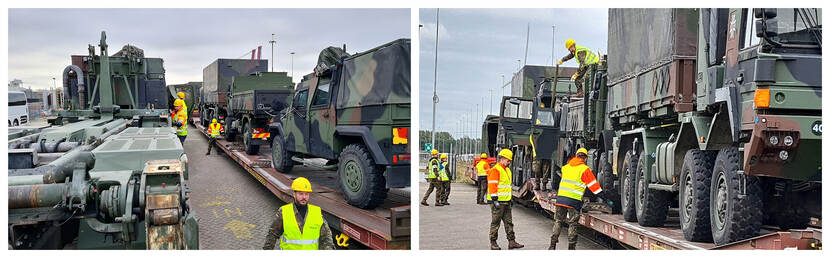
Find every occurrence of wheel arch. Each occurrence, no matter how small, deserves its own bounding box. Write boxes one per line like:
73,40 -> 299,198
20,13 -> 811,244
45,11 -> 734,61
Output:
334,126 -> 389,165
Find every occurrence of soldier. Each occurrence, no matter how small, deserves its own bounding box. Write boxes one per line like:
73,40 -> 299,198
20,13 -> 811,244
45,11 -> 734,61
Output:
533,159 -> 552,191
438,153 -> 451,205
487,149 -> 524,250
264,177 -> 335,250
421,149 -> 441,206
177,91 -> 188,114
206,119 -> 223,155
549,148 -> 604,250
475,153 -> 490,204
557,39 -> 599,97
172,99 -> 188,143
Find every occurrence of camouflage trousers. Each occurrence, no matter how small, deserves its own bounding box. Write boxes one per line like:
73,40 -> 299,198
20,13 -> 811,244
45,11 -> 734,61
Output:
422,179 -> 439,202
476,176 -> 487,203
533,159 -> 551,188
206,137 -> 217,154
489,201 -> 516,241
440,181 -> 451,202
551,205 -> 581,244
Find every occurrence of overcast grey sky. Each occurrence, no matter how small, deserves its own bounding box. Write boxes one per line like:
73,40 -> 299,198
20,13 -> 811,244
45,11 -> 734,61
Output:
8,8 -> 409,90
419,8 -> 608,139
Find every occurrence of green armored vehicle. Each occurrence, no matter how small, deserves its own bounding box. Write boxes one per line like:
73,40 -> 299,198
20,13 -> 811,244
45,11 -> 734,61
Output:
568,8 -> 821,246
227,72 -> 294,154
271,39 -> 411,209
8,32 -> 198,250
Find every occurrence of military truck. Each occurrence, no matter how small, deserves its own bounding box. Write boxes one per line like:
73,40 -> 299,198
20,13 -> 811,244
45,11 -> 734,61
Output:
270,39 -> 411,209
167,81 -> 202,121
8,32 -> 198,250
565,8 -> 821,246
199,58 -> 268,128
226,72 -> 294,154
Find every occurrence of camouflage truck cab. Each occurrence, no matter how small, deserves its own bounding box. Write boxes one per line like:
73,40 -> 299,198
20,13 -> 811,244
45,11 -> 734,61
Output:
272,39 -> 411,209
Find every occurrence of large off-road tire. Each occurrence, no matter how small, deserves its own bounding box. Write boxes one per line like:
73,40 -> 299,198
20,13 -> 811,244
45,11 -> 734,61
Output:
635,153 -> 671,227
621,151 -> 638,222
338,144 -> 388,209
597,152 -> 622,214
243,122 -> 259,155
710,147 -> 762,246
679,149 -> 716,242
270,137 -> 294,173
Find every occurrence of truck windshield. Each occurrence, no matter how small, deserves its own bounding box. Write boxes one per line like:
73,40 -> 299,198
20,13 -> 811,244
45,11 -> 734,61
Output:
502,99 -> 533,119
774,8 -> 822,45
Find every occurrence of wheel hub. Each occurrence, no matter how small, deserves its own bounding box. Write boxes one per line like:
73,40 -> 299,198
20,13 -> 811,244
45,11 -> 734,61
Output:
682,173 -> 693,223
343,160 -> 363,193
715,173 -> 728,230
637,167 -> 646,208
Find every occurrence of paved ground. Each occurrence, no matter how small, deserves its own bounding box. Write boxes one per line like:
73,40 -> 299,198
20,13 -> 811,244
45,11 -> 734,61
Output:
184,130 -> 284,250
419,182 -> 605,250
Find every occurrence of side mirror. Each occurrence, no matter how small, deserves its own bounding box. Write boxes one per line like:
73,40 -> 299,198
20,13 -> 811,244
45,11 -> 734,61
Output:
754,8 -> 777,19
755,19 -> 778,38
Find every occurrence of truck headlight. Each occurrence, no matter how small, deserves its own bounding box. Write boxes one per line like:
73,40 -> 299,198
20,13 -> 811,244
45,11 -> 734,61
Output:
769,135 -> 779,145
783,136 -> 793,146
779,150 -> 789,160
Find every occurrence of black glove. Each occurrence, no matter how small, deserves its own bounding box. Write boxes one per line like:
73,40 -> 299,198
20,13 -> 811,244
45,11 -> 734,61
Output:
173,121 -> 182,127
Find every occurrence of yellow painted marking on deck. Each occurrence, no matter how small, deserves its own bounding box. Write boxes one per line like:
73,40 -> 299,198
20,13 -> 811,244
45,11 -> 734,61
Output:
222,219 -> 256,239
212,209 -> 220,218
224,208 -> 242,217
199,200 -> 232,207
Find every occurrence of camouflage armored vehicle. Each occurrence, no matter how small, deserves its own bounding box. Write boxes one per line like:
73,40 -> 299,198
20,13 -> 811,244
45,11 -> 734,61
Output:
8,32 -> 198,250
270,39 -> 411,209
568,8 -> 821,245
226,72 -> 294,154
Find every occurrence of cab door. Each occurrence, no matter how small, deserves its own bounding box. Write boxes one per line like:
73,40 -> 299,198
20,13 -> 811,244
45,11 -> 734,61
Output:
307,75 -> 336,159
284,85 -> 309,153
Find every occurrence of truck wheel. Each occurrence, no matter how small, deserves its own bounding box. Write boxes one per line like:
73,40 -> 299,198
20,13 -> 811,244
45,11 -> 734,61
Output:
597,152 -> 621,214
621,150 -> 638,222
635,152 -> 670,226
679,149 -> 716,242
270,137 -> 294,173
243,122 -> 259,155
338,143 -> 388,209
710,147 -> 762,246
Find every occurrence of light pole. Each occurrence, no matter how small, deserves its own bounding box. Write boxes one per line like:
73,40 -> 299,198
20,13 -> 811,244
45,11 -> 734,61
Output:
431,8 -> 441,148
501,75 -> 506,98
290,52 -> 295,80
489,88 -> 493,115
269,34 -> 276,72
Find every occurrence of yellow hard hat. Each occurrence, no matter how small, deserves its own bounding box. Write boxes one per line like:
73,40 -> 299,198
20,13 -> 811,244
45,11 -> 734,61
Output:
430,149 -> 439,155
177,92 -> 185,99
212,118 -> 217,123
565,39 -> 575,49
440,153 -> 448,159
480,153 -> 487,158
498,149 -> 513,161
576,148 -> 589,156
291,177 -> 312,192
173,99 -> 184,107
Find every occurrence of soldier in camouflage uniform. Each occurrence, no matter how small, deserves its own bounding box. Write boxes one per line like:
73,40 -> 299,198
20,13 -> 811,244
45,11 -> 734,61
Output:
532,159 -> 552,191
487,149 -> 524,250
558,39 -> 599,97
264,177 -> 335,250
437,153 -> 451,205
421,149 -> 441,206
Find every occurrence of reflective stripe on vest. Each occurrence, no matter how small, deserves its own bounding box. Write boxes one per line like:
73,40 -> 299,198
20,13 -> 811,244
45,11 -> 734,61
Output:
476,160 -> 488,176
575,45 -> 599,66
209,123 -> 222,137
486,164 -> 512,202
439,161 -> 449,181
175,109 -> 188,136
557,163 -> 589,201
428,159 -> 438,179
279,203 -> 323,250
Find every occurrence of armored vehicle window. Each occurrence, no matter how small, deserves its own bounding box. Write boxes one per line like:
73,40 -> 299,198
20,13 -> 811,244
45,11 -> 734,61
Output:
502,99 -> 533,119
295,89 -> 308,108
536,109 -> 556,126
311,79 -> 331,106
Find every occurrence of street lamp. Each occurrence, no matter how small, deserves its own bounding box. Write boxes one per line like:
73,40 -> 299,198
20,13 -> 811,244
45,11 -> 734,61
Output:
290,52 -> 295,80
269,34 -> 276,72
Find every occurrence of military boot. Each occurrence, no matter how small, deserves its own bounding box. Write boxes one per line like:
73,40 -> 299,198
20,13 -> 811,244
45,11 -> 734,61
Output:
435,202 -> 444,206
541,180 -> 548,191
420,200 -> 429,206
548,239 -> 558,250
568,243 -> 577,250
490,240 -> 501,250
534,182 -> 540,190
508,240 -> 524,249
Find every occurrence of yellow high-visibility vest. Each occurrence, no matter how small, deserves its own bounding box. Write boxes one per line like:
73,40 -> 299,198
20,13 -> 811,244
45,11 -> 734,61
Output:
487,164 -> 512,202
475,160 -> 489,176
558,162 -> 590,201
427,159 -> 438,179
208,122 -> 222,138
439,161 -> 450,181
174,109 -> 188,136
279,203 -> 323,250
575,45 -> 599,66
